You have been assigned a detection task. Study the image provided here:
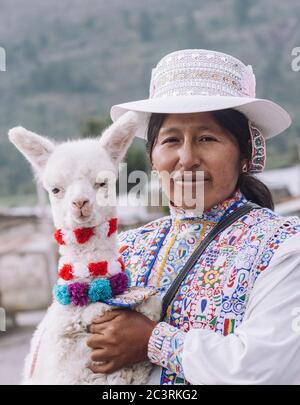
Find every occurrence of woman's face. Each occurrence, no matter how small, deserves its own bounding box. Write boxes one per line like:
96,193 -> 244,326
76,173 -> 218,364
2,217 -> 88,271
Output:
151,112 -> 246,211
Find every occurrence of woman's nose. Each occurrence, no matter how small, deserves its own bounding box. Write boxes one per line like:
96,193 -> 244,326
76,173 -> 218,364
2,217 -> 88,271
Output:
178,141 -> 201,169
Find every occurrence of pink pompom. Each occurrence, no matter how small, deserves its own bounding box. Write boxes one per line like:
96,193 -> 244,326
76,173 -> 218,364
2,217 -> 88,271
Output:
110,272 -> 129,296
68,282 -> 89,306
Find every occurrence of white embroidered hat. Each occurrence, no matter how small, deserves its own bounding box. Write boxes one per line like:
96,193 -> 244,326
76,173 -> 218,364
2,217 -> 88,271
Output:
110,49 -> 291,140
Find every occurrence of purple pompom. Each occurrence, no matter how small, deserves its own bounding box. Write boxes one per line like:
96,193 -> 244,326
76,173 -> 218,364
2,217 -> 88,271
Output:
110,272 -> 129,296
68,282 -> 89,306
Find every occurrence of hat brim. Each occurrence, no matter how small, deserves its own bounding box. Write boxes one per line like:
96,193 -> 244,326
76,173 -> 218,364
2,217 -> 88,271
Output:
110,95 -> 291,140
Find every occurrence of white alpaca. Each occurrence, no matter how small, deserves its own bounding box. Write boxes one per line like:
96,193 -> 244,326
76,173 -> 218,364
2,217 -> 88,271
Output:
8,112 -> 160,385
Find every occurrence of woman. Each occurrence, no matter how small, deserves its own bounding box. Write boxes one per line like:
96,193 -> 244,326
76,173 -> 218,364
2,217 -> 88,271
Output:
87,49 -> 300,384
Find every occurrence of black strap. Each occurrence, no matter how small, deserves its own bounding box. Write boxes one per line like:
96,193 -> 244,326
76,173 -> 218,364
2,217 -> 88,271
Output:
160,202 -> 261,321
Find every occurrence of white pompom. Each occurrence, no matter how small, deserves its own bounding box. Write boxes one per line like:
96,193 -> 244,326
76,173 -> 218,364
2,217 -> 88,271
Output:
108,260 -> 122,276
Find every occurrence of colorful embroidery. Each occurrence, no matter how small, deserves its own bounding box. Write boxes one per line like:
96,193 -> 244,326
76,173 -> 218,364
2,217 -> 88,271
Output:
119,189 -> 300,385
148,322 -> 185,378
248,122 -> 266,174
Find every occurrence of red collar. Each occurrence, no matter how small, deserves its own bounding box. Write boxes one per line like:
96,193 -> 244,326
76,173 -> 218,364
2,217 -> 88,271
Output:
54,217 -> 118,245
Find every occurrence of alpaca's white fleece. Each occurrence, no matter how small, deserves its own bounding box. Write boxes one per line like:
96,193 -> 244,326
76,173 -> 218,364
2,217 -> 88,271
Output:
9,111 -> 162,385
23,296 -> 161,385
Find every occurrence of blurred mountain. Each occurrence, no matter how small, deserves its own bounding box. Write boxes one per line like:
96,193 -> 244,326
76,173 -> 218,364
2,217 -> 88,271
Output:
0,0 -> 299,201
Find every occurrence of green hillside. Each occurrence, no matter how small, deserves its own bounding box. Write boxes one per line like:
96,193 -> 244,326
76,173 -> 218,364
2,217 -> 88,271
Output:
0,0 -> 299,203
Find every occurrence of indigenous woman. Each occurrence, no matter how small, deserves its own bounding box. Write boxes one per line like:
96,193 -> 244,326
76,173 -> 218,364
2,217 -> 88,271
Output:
87,50 -> 300,384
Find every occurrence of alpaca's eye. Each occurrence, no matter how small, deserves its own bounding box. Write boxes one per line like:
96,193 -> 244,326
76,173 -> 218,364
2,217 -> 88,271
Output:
52,187 -> 60,194
94,182 -> 106,189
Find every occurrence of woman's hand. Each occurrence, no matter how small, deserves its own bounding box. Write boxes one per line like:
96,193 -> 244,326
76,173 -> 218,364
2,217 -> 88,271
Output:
86,309 -> 157,374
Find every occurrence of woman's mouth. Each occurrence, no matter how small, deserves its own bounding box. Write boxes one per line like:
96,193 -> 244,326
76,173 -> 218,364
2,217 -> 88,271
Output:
173,176 -> 211,184
172,171 -> 210,182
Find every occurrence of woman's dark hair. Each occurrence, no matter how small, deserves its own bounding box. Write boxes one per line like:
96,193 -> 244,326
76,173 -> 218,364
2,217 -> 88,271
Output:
146,109 -> 274,210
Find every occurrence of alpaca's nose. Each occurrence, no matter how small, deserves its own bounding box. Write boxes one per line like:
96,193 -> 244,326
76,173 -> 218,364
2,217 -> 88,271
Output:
72,199 -> 89,209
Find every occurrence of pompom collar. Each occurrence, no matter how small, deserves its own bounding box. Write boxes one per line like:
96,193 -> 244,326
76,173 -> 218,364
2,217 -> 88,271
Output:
54,217 -> 118,245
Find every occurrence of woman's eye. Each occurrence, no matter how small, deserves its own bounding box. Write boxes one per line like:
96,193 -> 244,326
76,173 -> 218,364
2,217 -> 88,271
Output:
199,136 -> 215,142
162,137 -> 178,144
52,187 -> 60,194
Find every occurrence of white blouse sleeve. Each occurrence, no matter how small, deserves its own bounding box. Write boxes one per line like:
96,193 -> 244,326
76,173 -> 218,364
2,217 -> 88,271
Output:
182,232 -> 300,384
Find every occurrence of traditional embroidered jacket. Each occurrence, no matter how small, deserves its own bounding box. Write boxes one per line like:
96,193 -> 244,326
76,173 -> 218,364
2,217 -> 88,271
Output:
119,190 -> 300,385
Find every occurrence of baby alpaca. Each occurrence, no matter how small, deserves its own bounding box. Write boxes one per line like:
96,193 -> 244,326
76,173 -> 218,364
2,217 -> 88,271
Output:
9,112 -> 160,385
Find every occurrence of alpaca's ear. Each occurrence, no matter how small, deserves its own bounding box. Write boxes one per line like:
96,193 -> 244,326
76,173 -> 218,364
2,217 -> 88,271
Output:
8,126 -> 55,173
99,111 -> 139,164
